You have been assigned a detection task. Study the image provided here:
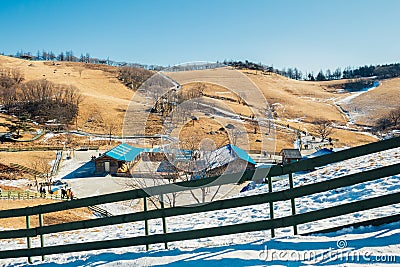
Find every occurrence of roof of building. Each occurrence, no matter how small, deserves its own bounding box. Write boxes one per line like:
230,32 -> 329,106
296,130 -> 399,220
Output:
101,143 -> 255,169
302,148 -> 333,159
104,143 -> 143,162
197,144 -> 256,171
157,160 -> 178,173
229,144 -> 256,165
280,149 -> 302,159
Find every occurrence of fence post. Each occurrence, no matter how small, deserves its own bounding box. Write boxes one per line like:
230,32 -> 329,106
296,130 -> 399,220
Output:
39,213 -> 45,261
288,172 -> 298,235
160,194 -> 168,249
268,176 -> 275,238
143,197 -> 149,251
26,215 -> 32,264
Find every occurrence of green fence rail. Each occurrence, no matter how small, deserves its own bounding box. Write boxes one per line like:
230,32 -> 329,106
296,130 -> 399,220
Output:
0,190 -> 62,200
0,136 -> 399,261
1,192 -> 398,259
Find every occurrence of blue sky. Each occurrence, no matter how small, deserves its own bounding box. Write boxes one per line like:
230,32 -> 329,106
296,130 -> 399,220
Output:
1,0 -> 399,74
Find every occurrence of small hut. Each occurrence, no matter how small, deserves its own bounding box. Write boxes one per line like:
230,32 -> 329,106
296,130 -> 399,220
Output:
280,149 -> 302,164
95,144 -> 143,175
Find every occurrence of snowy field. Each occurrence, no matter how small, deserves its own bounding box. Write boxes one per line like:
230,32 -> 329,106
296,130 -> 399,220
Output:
0,147 -> 399,266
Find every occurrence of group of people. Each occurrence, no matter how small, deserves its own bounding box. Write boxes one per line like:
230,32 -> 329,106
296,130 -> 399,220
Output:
39,185 -> 74,200
61,188 -> 74,200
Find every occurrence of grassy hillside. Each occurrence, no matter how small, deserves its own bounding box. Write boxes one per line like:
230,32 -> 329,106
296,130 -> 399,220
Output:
1,56 -> 394,152
243,70 -> 378,148
165,68 -> 378,150
241,70 -> 347,123
0,55 -> 134,134
340,78 -> 400,125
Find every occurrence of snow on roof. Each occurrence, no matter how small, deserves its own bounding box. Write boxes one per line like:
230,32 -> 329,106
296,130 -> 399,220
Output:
104,143 -> 143,162
302,148 -> 334,159
103,143 -> 255,168
199,144 -> 256,170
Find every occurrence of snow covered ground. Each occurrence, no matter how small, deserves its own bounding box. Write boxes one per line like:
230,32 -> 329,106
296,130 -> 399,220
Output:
337,82 -> 380,105
334,81 -> 380,125
1,147 -> 399,266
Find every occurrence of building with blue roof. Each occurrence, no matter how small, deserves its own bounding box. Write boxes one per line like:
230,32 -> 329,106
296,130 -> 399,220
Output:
156,144 -> 256,179
194,144 -> 256,177
95,143 -> 256,177
95,143 -> 144,175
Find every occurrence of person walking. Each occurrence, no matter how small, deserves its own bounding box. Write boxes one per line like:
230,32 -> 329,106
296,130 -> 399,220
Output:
40,186 -> 44,198
66,188 -> 71,200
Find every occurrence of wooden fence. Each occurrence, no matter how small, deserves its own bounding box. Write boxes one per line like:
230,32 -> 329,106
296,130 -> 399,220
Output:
0,190 -> 62,200
0,136 -> 399,262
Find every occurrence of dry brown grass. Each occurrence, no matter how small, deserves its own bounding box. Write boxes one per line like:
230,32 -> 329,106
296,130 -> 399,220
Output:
242,70 -> 347,124
0,151 -> 56,167
182,82 -> 254,117
0,55 -> 134,134
178,117 -> 230,149
0,55 -> 389,153
0,185 -> 21,191
165,68 -> 379,149
276,120 -> 376,147
330,128 -> 377,147
0,199 -> 93,229
341,78 -> 400,125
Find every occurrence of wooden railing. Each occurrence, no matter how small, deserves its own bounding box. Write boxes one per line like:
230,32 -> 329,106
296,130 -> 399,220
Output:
0,190 -> 62,200
0,136 -> 399,262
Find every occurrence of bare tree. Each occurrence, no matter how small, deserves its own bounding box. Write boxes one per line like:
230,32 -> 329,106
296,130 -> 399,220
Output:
2,79 -> 82,125
0,68 -> 23,107
158,162 -> 182,207
187,82 -> 205,99
124,173 -> 163,209
118,66 -> 152,90
124,134 -> 226,207
314,120 -> 334,141
230,127 -> 245,146
76,67 -> 84,78
375,107 -> 400,131
375,117 -> 392,131
124,155 -> 180,208
30,158 -> 52,192
389,108 -> 400,127
179,136 -> 226,203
